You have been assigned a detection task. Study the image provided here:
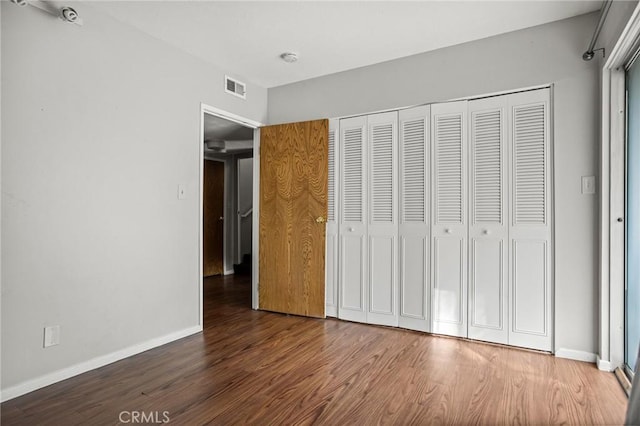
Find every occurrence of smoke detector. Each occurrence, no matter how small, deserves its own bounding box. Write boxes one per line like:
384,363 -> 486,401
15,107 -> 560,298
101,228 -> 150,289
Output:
280,52 -> 298,63
206,140 -> 226,151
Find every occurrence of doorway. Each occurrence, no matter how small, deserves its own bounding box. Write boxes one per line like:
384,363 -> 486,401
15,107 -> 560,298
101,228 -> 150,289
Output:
200,107 -> 259,323
626,58 -> 640,378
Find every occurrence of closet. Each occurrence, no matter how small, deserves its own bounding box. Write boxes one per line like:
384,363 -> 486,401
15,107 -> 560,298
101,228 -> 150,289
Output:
328,87 -> 552,352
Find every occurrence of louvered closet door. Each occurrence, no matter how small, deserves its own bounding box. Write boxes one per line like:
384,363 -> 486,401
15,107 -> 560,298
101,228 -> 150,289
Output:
468,96 -> 508,345
367,111 -> 399,326
338,116 -> 368,323
507,88 -> 552,351
325,119 -> 339,317
399,105 -> 430,332
431,101 -> 468,337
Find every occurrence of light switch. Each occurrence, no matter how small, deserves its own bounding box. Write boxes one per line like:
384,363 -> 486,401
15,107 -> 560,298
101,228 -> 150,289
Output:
44,325 -> 60,348
582,176 -> 596,195
178,184 -> 187,200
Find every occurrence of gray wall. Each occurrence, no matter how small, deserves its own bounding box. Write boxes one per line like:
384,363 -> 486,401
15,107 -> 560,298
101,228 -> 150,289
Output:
1,2 -> 267,393
238,157 -> 253,259
268,12 -> 603,356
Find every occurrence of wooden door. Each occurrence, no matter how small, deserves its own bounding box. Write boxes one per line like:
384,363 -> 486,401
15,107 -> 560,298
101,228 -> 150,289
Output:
203,160 -> 224,276
431,100 -> 468,338
259,119 -> 328,318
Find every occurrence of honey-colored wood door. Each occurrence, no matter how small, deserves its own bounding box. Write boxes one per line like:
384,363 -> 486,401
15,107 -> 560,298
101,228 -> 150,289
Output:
260,119 -> 328,318
203,160 -> 224,276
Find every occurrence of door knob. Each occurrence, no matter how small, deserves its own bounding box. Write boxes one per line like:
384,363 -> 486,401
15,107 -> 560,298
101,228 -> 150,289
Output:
315,216 -> 326,224
445,228 -> 452,234
219,216 -> 224,221
349,227 -> 355,232
483,229 -> 491,235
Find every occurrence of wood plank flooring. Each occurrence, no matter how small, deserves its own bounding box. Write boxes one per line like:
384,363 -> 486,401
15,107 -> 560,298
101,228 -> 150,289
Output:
2,274 -> 628,425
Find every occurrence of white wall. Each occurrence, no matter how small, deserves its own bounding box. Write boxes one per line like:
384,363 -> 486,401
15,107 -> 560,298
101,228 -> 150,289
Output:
1,2 -> 267,397
238,157 -> 253,260
268,12 -> 603,357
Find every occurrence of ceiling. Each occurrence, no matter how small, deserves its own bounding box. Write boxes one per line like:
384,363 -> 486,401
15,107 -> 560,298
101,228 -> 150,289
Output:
91,1 -> 601,89
203,113 -> 254,154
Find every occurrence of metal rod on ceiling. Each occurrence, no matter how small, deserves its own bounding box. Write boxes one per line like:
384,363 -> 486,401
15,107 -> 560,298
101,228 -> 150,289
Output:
583,0 -> 613,61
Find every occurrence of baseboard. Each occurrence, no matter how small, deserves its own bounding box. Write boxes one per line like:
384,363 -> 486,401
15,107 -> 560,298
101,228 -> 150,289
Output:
0,325 -> 202,403
596,355 -> 614,372
223,268 -> 234,275
555,348 -> 597,363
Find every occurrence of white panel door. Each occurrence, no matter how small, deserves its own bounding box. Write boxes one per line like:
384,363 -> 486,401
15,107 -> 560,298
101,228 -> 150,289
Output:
507,88 -> 552,351
399,105 -> 430,332
468,96 -> 509,344
431,100 -> 468,337
325,119 -> 339,317
338,116 -> 368,323
367,111 -> 399,326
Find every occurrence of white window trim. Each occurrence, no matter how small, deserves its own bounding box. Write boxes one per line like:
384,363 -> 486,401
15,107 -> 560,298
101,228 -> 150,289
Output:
599,3 -> 640,371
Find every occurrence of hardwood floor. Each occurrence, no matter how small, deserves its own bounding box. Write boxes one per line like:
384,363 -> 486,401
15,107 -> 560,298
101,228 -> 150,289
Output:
2,274 -> 628,425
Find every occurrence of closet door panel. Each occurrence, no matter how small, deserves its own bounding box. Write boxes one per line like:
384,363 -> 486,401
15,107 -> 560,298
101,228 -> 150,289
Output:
431,101 -> 468,337
468,97 -> 508,344
367,111 -> 398,327
325,120 -> 339,317
399,105 -> 430,332
338,116 -> 368,323
400,236 -> 428,323
507,88 -> 552,351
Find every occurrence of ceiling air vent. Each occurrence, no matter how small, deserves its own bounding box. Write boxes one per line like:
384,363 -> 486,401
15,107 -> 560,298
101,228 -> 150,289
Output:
225,76 -> 246,99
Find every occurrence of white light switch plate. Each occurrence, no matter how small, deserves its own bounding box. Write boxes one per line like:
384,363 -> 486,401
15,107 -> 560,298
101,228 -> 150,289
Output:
582,176 -> 596,194
178,184 -> 187,200
44,325 -> 60,348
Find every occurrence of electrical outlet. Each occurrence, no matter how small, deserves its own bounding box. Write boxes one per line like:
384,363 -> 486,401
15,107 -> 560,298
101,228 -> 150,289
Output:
43,325 -> 60,348
582,176 -> 596,195
178,184 -> 187,200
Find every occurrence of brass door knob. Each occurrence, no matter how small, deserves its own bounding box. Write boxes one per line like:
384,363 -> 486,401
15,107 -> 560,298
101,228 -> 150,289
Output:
315,216 -> 326,224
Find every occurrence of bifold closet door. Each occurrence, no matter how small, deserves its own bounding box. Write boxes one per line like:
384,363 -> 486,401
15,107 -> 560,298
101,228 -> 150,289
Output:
431,101 -> 468,337
399,105 -> 430,332
507,88 -> 552,351
325,119 -> 339,317
367,111 -> 399,327
339,116 -> 367,323
468,96 -> 508,344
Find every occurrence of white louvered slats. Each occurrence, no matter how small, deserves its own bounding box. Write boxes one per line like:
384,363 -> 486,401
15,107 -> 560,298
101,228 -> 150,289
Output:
399,105 -> 430,333
371,123 -> 394,223
402,119 -> 426,222
473,110 -> 503,223
468,97 -> 507,346
513,104 -> 546,225
343,127 -> 364,223
435,114 -> 464,224
431,101 -> 467,338
327,129 -> 336,222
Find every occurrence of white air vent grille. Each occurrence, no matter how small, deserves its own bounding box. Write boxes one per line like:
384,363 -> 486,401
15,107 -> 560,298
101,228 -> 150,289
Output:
402,119 -> 426,223
371,123 -> 394,223
328,129 -> 336,222
343,127 -> 364,223
514,104 -> 546,224
225,76 -> 246,99
435,114 -> 463,224
473,109 -> 502,224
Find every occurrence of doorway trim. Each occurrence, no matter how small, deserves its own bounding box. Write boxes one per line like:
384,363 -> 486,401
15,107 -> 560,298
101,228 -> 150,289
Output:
599,2 -> 640,371
200,103 -> 263,327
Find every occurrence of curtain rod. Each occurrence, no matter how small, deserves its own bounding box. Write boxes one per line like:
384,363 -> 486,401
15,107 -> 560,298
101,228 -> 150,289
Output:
583,0 -> 613,61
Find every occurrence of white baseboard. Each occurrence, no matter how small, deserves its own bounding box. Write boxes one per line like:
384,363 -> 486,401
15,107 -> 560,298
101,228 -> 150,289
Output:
555,348 -> 597,363
596,355 -> 614,372
0,325 -> 202,403
224,268 -> 234,275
